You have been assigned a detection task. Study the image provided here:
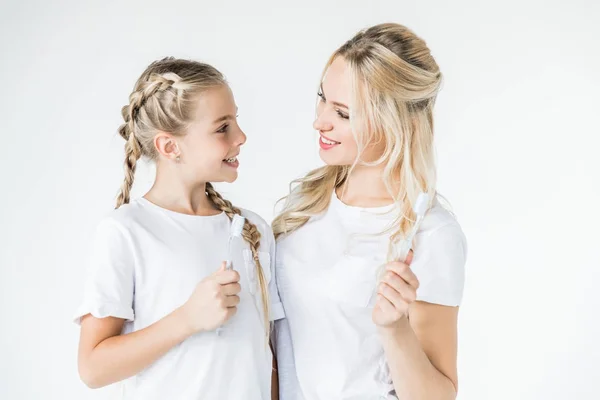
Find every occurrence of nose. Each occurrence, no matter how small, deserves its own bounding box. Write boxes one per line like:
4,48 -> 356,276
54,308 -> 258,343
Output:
313,111 -> 333,132
234,126 -> 247,147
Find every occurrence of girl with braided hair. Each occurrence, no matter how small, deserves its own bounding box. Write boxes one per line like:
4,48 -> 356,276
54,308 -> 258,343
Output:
74,57 -> 284,399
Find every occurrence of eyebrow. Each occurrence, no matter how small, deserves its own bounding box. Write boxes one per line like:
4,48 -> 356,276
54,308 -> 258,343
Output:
320,84 -> 348,109
212,107 -> 239,124
213,115 -> 235,124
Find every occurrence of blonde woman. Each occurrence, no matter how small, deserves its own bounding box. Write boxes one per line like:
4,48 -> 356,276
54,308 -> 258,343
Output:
273,24 -> 467,399
74,57 -> 284,399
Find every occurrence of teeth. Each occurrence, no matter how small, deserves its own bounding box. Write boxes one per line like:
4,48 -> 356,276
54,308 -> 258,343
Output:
320,136 -> 338,145
225,157 -> 237,163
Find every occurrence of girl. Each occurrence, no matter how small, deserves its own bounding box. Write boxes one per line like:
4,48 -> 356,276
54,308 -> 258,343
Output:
274,24 -> 467,399
74,57 -> 284,399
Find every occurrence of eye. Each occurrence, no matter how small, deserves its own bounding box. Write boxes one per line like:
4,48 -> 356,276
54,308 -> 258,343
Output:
336,110 -> 349,120
317,90 -> 325,102
216,124 -> 229,133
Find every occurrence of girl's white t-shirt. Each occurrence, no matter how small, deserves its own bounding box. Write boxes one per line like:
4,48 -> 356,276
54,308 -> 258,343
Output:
276,192 -> 467,400
74,198 -> 284,400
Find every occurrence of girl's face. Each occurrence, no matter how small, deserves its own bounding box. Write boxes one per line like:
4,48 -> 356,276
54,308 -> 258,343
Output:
175,84 -> 247,184
314,56 -> 385,166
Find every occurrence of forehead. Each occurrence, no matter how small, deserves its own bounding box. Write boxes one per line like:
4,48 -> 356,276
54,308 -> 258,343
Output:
192,84 -> 236,121
322,56 -> 352,101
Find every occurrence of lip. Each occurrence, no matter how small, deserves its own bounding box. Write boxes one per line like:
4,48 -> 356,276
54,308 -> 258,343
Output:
223,154 -> 240,168
319,133 -> 341,150
223,159 -> 239,168
319,133 -> 340,144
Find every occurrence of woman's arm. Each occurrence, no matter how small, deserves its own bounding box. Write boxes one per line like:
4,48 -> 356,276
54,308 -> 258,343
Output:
374,252 -> 459,400
379,302 -> 459,399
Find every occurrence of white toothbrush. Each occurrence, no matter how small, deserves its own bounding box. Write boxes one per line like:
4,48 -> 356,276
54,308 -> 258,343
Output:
391,192 -> 430,263
226,214 -> 246,270
216,214 -> 245,335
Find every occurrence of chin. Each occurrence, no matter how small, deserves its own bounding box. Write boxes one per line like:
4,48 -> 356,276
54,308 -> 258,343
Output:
222,172 -> 238,183
318,150 -> 354,166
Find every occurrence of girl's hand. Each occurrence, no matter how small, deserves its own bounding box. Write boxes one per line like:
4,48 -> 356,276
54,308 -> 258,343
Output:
180,262 -> 241,333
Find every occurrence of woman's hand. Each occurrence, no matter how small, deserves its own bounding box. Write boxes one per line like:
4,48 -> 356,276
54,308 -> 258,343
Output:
372,251 -> 419,327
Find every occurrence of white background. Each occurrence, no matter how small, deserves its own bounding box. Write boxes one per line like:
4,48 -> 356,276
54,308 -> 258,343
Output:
1,0 -> 599,399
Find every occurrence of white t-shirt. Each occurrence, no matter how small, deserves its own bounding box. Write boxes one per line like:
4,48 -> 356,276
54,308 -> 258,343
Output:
74,198 -> 285,400
276,191 -> 467,400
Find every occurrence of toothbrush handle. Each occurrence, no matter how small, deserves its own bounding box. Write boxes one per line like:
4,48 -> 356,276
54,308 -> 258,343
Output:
395,215 -> 425,263
217,260 -> 233,335
395,241 -> 412,263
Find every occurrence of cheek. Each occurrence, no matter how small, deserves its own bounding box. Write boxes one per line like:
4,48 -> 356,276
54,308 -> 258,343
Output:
211,138 -> 230,158
339,125 -> 359,161
184,135 -> 228,164
360,140 -> 385,163
319,124 -> 360,166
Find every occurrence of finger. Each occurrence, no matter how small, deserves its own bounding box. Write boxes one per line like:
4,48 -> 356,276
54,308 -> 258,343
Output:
375,293 -> 396,315
223,295 -> 240,308
405,249 -> 414,265
221,282 -> 241,296
385,261 -> 419,289
215,269 -> 240,285
213,261 -> 227,275
223,306 -> 238,321
381,271 -> 417,303
378,282 -> 410,313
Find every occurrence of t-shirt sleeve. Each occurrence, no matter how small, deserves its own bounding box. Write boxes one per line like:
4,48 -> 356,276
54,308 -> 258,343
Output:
73,218 -> 135,324
411,223 -> 467,307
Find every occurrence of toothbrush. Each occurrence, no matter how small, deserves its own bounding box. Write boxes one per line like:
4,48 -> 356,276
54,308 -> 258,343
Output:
377,192 -> 430,282
391,192 -> 430,263
216,214 -> 245,335
225,214 -> 246,270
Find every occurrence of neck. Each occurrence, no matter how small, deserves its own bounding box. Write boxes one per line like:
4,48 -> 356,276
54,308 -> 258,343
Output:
336,163 -> 399,208
144,162 -> 219,216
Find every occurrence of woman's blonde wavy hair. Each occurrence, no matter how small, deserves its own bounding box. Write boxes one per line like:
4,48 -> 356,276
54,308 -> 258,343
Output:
115,57 -> 270,337
272,23 -> 442,246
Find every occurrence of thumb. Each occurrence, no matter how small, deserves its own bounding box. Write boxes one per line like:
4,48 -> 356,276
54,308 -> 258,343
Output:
214,261 -> 227,275
405,250 -> 414,265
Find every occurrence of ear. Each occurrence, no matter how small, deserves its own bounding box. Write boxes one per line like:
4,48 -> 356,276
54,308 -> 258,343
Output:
154,131 -> 181,161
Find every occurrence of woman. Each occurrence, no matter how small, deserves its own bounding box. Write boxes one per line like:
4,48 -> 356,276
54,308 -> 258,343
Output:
273,23 -> 467,400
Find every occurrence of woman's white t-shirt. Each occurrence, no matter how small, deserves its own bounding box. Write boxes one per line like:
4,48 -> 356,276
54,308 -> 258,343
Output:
276,192 -> 467,400
74,198 -> 285,400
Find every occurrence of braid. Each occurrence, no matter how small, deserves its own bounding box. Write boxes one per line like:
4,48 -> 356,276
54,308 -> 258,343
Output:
126,73 -> 183,127
115,73 -> 184,209
115,133 -> 141,208
206,183 -> 271,338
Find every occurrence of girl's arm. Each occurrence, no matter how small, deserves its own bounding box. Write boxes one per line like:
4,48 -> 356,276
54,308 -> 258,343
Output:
78,264 -> 240,388
78,308 -> 191,388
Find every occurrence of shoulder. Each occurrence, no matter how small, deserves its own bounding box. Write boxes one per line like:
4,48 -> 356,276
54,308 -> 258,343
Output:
411,198 -> 468,306
419,198 -> 466,252
93,199 -> 151,240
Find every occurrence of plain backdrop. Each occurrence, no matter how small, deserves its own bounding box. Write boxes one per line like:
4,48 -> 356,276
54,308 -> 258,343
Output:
1,0 -> 599,399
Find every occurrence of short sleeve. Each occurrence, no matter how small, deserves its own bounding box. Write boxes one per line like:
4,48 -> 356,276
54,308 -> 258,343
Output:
412,223 -> 467,307
267,227 -> 285,321
73,218 -> 135,325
